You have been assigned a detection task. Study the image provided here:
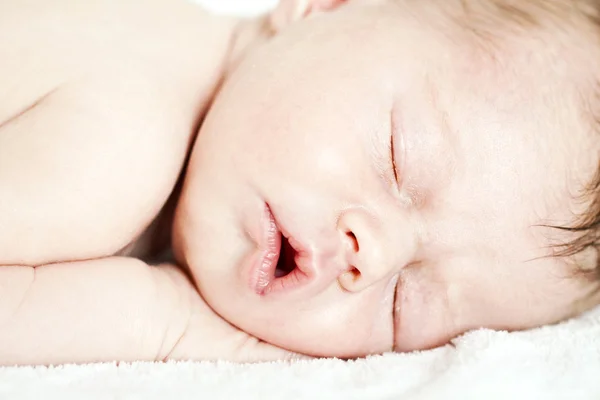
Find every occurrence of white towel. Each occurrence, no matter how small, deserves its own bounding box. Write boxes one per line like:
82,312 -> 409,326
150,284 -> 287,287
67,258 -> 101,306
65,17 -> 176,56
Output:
1,305 -> 599,400
193,0 -> 277,15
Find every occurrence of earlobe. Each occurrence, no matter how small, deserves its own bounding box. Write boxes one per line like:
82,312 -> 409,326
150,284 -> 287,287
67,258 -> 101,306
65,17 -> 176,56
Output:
269,0 -> 347,33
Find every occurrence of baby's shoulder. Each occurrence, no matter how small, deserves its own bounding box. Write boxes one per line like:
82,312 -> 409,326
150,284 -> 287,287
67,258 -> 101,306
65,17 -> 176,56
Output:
0,0 -> 230,127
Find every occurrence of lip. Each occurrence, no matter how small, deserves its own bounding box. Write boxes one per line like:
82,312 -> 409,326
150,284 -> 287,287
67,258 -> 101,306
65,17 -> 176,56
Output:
247,204 -> 312,295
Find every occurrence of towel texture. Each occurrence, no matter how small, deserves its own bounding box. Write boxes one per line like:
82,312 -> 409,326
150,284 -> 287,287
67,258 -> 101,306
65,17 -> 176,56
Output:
2,305 -> 599,399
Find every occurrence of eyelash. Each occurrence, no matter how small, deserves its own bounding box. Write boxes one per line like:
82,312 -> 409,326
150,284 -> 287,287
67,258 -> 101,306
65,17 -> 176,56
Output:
391,275 -> 400,352
390,131 -> 400,184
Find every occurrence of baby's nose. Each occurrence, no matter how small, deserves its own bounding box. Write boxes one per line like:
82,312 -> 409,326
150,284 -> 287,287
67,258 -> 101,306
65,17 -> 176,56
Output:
335,207 -> 417,292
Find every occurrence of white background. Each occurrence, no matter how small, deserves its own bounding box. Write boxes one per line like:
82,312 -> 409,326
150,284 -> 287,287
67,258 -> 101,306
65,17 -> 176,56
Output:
192,0 -> 278,16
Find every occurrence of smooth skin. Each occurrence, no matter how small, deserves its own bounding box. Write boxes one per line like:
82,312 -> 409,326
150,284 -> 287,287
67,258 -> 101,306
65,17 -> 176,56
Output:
0,0 -> 298,365
2,0 -> 600,365
174,0 -> 600,358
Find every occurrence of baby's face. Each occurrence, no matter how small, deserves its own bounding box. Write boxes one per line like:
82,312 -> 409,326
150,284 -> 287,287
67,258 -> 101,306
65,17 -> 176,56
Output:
174,1 -> 599,357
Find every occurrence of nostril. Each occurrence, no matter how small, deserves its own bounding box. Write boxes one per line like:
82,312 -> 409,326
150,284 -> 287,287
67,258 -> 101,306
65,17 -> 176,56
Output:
346,267 -> 361,282
338,267 -> 362,291
345,231 -> 359,252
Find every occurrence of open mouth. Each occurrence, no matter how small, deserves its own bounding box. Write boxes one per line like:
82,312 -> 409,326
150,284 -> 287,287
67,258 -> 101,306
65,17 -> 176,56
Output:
275,236 -> 297,278
250,205 -> 310,295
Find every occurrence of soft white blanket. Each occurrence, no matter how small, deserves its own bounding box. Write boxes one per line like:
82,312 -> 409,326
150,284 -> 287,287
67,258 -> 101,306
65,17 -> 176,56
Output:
1,305 -> 599,399
2,1 -> 599,399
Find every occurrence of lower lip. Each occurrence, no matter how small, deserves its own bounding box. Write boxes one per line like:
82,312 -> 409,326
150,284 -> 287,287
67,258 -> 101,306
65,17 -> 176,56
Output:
247,204 -> 310,295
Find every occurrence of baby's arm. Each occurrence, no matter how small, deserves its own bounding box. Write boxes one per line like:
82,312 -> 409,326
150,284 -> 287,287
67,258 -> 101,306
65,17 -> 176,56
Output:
0,0 -> 246,266
0,82 -> 190,267
0,258 -> 299,365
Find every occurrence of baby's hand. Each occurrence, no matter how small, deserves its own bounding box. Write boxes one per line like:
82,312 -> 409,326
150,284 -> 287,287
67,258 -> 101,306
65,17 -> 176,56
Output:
161,263 -> 309,363
0,259 -> 306,366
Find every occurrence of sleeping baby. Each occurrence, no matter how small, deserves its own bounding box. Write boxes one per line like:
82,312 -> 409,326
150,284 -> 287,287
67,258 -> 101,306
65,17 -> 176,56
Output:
1,0 -> 599,365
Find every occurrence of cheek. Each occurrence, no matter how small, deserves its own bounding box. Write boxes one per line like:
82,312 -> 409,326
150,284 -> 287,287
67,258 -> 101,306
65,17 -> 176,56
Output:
225,289 -> 394,358
238,126 -> 366,198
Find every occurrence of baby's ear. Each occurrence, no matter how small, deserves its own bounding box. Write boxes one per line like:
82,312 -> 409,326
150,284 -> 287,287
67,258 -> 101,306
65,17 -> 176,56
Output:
270,0 -> 347,33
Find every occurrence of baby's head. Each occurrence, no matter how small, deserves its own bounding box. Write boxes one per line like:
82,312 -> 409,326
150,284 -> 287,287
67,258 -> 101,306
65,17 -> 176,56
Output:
173,0 -> 600,357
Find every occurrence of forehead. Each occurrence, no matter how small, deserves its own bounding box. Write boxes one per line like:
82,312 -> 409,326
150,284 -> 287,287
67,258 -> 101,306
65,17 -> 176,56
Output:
394,0 -> 600,285
258,0 -> 599,104
388,4 -> 599,251
229,0 -> 599,220
258,2 -> 597,150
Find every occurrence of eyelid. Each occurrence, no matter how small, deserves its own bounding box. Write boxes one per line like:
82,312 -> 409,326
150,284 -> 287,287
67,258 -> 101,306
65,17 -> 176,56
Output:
390,130 -> 400,184
390,108 -> 405,188
391,274 -> 400,352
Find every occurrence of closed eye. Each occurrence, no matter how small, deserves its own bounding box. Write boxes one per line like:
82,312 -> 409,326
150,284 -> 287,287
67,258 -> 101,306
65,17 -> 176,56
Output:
390,129 -> 399,183
391,275 -> 400,352
390,110 -> 401,185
